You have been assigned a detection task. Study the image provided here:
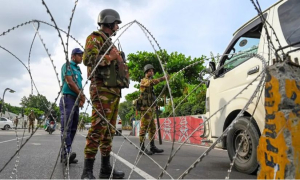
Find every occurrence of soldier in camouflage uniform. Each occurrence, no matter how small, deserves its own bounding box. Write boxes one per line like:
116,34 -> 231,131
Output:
81,9 -> 129,179
139,64 -> 167,155
28,110 -> 35,134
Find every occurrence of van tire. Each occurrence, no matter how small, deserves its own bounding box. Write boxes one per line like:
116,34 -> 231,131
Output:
226,116 -> 259,174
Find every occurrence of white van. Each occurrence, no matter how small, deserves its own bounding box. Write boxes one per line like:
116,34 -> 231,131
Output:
203,0 -> 300,174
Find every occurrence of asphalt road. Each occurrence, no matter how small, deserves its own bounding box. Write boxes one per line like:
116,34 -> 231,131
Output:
0,129 -> 256,179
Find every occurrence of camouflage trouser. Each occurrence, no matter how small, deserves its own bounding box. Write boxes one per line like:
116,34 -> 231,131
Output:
139,110 -> 156,143
84,91 -> 120,159
28,121 -> 34,133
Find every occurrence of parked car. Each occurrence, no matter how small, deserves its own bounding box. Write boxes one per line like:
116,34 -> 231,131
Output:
85,123 -> 91,130
0,117 -> 14,130
115,115 -> 122,136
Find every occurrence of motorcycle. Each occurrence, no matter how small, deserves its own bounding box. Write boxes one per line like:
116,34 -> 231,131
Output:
45,120 -> 56,134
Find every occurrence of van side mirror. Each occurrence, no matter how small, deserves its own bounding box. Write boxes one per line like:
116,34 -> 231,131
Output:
206,62 -> 216,74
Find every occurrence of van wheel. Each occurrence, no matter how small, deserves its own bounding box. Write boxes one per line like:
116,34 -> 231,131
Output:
226,116 -> 259,174
4,125 -> 10,130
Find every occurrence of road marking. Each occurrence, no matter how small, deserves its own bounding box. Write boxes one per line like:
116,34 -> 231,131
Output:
110,152 -> 155,179
0,136 -> 30,144
79,134 -> 86,138
79,133 -> 155,179
162,140 -> 226,151
32,143 -> 41,145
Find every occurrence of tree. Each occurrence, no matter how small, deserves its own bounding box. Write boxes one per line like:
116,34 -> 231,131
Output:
125,50 -> 207,118
118,100 -> 135,126
127,50 -> 206,98
79,112 -> 91,123
20,94 -> 60,122
24,107 -> 44,120
20,94 -> 50,111
1,102 -> 22,115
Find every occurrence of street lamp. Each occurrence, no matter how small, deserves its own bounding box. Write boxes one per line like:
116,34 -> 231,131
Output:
0,88 -> 16,117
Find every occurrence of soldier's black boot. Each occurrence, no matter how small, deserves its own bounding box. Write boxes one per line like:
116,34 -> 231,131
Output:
150,140 -> 164,154
81,159 -> 96,179
139,142 -> 153,155
99,155 -> 125,179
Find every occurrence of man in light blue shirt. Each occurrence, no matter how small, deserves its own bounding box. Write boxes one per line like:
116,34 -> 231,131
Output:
60,48 -> 85,165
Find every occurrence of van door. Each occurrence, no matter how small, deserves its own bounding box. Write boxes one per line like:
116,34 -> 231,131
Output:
209,16 -> 267,137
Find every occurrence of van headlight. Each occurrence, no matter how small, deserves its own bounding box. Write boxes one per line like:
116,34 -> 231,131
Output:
205,97 -> 209,112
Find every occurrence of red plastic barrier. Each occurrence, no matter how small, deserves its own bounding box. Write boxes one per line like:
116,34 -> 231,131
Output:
155,116 -> 205,145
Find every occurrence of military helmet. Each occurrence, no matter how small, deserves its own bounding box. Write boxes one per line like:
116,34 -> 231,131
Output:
98,9 -> 122,26
144,64 -> 154,73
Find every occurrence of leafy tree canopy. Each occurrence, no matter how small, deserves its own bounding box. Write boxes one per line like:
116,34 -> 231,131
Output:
20,94 -> 60,121
119,50 -> 207,120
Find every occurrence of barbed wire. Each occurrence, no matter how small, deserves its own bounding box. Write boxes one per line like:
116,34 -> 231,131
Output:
0,1 -> 285,179
156,52 -> 264,178
39,0 -> 80,178
0,14 -> 211,179
0,45 -> 63,174
28,21 -> 40,94
0,101 -> 21,179
128,81 -> 205,179
136,20 -> 178,175
0,41 -> 60,178
0,21 -> 34,37
225,78 -> 265,179
84,97 -> 175,179
178,53 -> 266,179
250,0 -> 284,61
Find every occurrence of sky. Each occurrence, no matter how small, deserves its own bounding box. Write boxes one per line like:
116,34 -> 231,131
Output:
0,0 -> 278,115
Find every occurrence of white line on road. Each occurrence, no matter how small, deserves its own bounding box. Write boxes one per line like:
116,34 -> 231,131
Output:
0,136 -> 30,144
110,152 -> 155,179
162,140 -> 227,151
79,133 -> 155,179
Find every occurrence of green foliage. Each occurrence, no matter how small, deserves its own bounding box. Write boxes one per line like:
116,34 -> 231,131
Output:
161,84 -> 206,117
20,94 -> 50,110
25,107 -> 44,120
1,103 -> 22,115
79,112 -> 91,123
118,100 -> 135,126
125,49 -> 207,118
20,94 -> 60,122
125,91 -> 139,102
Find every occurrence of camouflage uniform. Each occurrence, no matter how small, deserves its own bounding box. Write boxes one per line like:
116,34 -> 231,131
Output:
83,30 -> 122,159
28,112 -> 35,133
139,76 -> 165,143
14,117 -> 18,128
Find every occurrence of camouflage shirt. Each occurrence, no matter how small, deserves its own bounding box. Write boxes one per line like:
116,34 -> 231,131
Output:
28,113 -> 35,122
83,29 -> 121,97
140,75 -> 165,92
139,75 -> 165,110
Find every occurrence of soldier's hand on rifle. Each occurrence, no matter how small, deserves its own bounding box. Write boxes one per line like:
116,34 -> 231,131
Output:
108,47 -> 121,61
